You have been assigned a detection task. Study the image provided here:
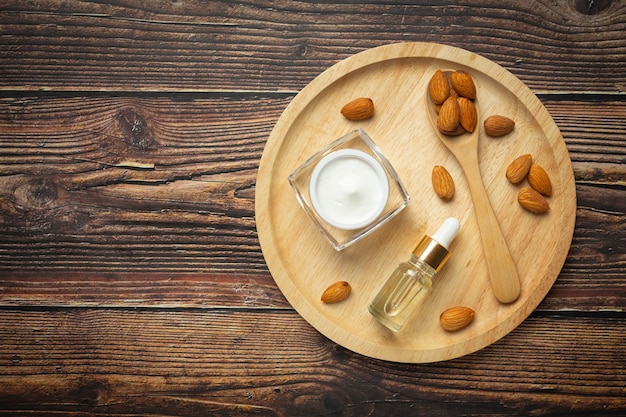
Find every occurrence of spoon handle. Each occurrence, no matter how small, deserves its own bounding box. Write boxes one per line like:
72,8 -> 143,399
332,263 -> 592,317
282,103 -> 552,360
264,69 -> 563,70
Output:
461,157 -> 521,304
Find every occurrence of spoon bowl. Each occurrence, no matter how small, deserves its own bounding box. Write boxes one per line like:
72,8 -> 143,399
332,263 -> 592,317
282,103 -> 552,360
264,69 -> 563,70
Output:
426,72 -> 521,304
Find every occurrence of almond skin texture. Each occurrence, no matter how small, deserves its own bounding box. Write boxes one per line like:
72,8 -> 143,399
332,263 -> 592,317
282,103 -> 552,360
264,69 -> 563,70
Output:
429,70 -> 450,105
450,70 -> 476,99
506,154 -> 533,184
437,96 -> 460,134
440,306 -> 475,332
321,281 -> 351,304
457,97 -> 477,132
440,124 -> 466,136
432,165 -> 455,200
484,115 -> 515,137
518,186 -> 550,214
528,164 -> 553,196
340,97 -> 374,121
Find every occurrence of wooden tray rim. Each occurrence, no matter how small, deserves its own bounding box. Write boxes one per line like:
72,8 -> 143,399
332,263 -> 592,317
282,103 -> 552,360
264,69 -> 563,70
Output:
255,42 -> 576,363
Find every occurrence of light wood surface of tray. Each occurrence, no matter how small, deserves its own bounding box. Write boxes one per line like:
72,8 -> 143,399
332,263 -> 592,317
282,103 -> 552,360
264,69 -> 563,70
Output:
255,42 -> 576,363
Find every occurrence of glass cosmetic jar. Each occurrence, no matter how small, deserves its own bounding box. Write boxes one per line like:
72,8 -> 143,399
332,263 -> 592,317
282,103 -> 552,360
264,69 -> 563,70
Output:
288,128 -> 410,250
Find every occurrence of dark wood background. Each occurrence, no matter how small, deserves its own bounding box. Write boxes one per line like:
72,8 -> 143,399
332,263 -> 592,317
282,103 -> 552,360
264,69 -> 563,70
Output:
1,1 -> 624,416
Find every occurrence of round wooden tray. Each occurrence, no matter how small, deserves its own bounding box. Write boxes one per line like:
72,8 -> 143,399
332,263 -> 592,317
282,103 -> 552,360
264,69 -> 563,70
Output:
255,42 -> 576,363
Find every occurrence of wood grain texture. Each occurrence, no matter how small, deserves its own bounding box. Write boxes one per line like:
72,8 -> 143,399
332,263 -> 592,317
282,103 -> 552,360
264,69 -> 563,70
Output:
0,96 -> 276,274
0,0 -> 624,414
0,309 -> 624,416
0,1 -> 625,93
0,98 -> 624,312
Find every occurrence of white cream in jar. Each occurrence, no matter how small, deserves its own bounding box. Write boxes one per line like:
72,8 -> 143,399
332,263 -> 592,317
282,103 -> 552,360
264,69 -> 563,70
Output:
309,149 -> 389,230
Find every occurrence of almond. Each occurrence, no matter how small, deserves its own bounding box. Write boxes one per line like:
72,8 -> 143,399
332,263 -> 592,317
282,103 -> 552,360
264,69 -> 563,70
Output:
437,96 -> 460,134
440,306 -> 475,332
450,70 -> 476,100
518,186 -> 549,214
527,164 -> 552,196
506,154 -> 532,184
440,124 -> 466,136
484,115 -> 515,137
428,70 -> 450,105
457,97 -> 477,133
432,165 -> 455,200
321,281 -> 351,304
340,97 -> 374,121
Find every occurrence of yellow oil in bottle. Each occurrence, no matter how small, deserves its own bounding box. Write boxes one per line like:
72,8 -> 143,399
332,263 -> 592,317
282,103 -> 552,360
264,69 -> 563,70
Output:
368,218 -> 460,332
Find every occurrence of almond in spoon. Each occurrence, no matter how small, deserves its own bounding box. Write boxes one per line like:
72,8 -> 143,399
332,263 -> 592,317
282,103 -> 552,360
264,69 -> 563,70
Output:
437,96 -> 461,134
458,97 -> 477,133
450,70 -> 476,100
429,70 -> 451,105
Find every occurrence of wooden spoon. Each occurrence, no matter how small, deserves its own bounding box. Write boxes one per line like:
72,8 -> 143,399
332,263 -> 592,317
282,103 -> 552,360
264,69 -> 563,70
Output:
425,77 -> 521,304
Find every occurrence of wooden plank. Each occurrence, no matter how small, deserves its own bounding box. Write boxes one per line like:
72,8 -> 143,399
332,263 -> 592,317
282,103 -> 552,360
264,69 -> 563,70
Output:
0,97 -> 624,312
0,272 -> 288,309
0,309 -> 623,416
0,1 -> 625,93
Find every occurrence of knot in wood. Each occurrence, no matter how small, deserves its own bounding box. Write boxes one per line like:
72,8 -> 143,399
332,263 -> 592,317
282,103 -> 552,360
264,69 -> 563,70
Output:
116,108 -> 156,150
574,0 -> 612,14
76,379 -> 110,407
25,177 -> 57,207
295,42 -> 308,57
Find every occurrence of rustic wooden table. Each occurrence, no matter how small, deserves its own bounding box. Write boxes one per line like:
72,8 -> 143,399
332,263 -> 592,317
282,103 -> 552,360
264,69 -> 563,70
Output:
1,1 -> 624,416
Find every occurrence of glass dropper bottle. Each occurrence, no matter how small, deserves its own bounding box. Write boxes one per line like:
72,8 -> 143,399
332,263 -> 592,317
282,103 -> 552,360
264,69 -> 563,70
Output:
368,217 -> 461,332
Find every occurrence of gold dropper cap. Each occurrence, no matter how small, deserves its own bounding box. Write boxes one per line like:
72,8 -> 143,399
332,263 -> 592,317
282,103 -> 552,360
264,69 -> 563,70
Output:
411,218 -> 460,272
412,236 -> 451,272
